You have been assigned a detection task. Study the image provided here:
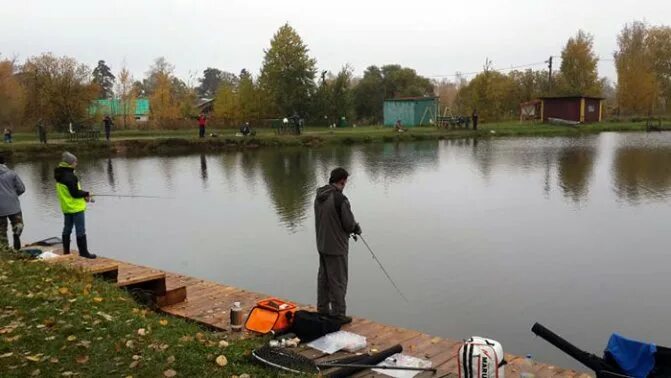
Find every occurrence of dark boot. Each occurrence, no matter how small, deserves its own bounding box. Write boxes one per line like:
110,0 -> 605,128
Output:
12,234 -> 20,250
76,235 -> 96,259
329,315 -> 352,325
62,235 -> 71,255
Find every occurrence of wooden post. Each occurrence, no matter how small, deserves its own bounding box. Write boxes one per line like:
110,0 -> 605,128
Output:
540,100 -> 545,123
580,98 -> 586,123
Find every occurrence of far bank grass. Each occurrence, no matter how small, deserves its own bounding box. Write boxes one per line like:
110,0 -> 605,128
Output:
1,121 -> 666,160
0,248 -> 286,377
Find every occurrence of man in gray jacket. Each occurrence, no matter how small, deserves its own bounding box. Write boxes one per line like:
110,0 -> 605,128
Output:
0,154 -> 25,250
314,167 -> 361,325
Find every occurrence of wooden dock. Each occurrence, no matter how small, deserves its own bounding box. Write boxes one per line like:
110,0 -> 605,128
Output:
36,246 -> 589,378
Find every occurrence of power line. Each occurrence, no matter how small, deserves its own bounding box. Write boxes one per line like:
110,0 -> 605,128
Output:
429,60 -> 550,78
429,55 -> 616,80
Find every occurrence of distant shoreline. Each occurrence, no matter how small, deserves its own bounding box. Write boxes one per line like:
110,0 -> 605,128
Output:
1,122 -> 666,161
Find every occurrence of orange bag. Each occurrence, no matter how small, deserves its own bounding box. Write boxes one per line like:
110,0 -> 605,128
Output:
244,298 -> 297,334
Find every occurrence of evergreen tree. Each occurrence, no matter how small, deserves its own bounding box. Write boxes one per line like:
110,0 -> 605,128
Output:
197,68 -> 238,98
92,60 -> 115,98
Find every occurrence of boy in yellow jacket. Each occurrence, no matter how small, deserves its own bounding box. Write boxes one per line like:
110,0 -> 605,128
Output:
54,152 -> 96,259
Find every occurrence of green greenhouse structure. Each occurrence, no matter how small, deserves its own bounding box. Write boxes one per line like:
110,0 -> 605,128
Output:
89,98 -> 150,122
383,96 -> 438,127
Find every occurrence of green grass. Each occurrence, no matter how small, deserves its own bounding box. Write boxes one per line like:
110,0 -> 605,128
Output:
0,247 -> 288,377
0,121 -> 666,161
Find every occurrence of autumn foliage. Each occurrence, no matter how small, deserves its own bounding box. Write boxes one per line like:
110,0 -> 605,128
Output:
1,21 -> 670,131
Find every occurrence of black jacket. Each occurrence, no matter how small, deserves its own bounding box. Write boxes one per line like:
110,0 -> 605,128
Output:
314,184 -> 358,256
54,165 -> 89,198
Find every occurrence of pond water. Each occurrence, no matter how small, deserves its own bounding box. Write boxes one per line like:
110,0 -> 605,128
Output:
12,132 -> 671,370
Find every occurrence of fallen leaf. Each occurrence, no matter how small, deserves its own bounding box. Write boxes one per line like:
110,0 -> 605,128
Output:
0,352 -> 13,358
26,355 -> 42,362
67,335 -> 77,342
163,369 -> 177,377
125,340 -> 135,349
78,340 -> 91,348
195,332 -> 205,341
96,312 -> 113,321
76,355 -> 89,364
58,287 -> 69,295
31,368 -> 41,376
215,355 -> 228,367
61,372 -> 74,377
49,357 -> 59,363
239,375 -> 250,378
218,340 -> 229,348
137,328 -> 147,336
132,355 -> 141,361
93,297 -> 103,303
129,360 -> 139,369
167,355 -> 175,364
159,319 -> 168,326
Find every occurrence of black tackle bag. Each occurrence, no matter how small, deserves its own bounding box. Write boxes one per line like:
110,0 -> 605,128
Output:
289,311 -> 341,342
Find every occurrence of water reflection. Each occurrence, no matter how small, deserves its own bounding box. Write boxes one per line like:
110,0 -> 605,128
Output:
257,149 -> 318,232
557,147 -> 596,202
361,141 -> 439,182
200,154 -> 208,187
613,147 -> 671,203
106,159 -> 116,189
14,134 -> 671,235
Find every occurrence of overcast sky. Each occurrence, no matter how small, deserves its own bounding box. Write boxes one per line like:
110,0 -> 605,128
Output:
2,0 -> 669,84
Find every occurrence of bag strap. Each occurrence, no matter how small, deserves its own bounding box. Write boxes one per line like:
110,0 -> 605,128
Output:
462,344 -> 469,378
468,343 -> 474,378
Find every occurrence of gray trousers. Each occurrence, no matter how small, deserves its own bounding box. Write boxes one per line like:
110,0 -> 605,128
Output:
317,253 -> 348,317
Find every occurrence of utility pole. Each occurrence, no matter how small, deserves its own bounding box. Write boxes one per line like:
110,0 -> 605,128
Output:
546,56 -> 553,89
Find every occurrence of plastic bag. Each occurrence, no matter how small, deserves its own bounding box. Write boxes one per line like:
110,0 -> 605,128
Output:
37,251 -> 60,260
373,353 -> 432,378
306,330 -> 367,354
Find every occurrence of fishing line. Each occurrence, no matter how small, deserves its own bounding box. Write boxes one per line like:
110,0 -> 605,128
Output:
92,193 -> 174,199
358,235 -> 409,302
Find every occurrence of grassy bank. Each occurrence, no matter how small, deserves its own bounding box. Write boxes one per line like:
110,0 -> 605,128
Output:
0,121 -> 666,160
0,248 -> 284,377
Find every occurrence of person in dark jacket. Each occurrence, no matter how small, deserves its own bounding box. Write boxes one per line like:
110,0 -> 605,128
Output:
314,167 -> 361,324
103,115 -> 114,141
54,152 -> 96,259
0,154 -> 25,250
37,119 -> 48,144
472,109 -> 479,130
3,128 -> 12,143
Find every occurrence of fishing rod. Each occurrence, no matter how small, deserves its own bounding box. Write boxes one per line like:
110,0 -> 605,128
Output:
92,193 -> 174,199
357,235 -> 409,302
